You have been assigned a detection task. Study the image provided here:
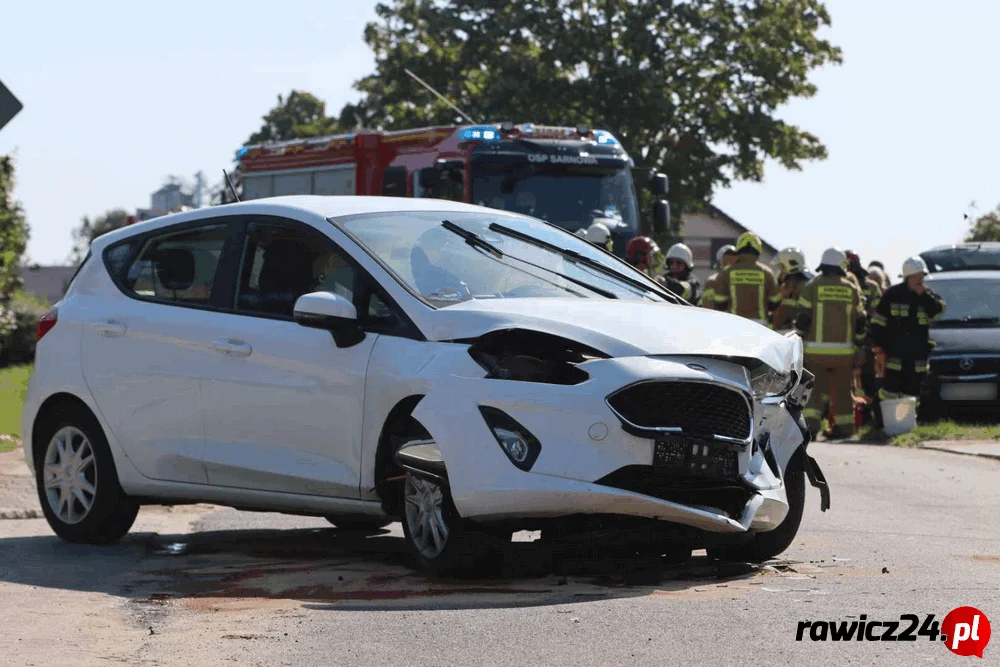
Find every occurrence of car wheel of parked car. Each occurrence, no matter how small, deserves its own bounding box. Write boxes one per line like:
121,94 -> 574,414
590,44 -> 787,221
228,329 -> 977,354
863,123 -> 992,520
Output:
709,449 -> 806,564
401,475 -> 504,576
324,516 -> 392,532
34,405 -> 139,544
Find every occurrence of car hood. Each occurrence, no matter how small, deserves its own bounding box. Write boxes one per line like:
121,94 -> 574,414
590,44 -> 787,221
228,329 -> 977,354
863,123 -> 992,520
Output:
425,298 -> 800,372
931,326 -> 1000,355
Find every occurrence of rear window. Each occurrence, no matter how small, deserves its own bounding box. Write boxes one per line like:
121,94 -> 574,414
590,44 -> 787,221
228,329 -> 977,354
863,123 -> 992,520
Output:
106,225 -> 229,307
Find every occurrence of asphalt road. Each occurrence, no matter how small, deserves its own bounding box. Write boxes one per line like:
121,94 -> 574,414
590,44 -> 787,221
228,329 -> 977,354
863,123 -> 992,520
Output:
1,442 -> 997,666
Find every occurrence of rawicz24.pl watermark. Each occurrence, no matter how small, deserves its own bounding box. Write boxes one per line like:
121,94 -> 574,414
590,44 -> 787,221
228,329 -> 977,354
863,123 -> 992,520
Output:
795,607 -> 991,658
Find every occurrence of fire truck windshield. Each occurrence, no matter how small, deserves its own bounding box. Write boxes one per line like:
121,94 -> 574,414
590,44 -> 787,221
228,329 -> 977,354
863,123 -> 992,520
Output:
471,163 -> 639,235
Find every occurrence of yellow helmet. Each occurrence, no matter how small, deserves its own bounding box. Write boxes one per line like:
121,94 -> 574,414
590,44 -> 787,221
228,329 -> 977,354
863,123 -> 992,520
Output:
735,231 -> 763,254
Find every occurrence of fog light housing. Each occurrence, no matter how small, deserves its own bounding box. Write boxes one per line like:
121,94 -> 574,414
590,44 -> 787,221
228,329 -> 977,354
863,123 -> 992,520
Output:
479,406 -> 541,471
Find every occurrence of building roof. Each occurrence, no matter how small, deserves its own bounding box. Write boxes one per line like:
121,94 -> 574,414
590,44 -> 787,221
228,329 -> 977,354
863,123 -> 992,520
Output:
702,203 -> 779,256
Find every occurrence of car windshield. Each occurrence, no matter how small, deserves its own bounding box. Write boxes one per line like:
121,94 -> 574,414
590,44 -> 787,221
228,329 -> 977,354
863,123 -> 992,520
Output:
921,247 -> 1000,272
928,279 -> 1000,324
334,210 -> 668,308
471,163 -> 639,235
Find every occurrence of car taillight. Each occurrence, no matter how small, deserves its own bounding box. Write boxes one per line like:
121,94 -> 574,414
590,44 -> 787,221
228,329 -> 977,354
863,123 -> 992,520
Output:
37,308 -> 58,341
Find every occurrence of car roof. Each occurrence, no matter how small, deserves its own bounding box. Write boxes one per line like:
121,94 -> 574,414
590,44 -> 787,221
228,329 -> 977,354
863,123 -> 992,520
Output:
89,196 -> 493,252
922,242 -> 1000,252
926,270 -> 1000,282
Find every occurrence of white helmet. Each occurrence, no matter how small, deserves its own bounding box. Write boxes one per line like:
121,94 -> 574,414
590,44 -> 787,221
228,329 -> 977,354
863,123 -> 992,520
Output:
902,256 -> 929,278
778,247 -> 806,273
666,242 -> 694,269
574,228 -> 589,238
715,244 -> 736,266
585,221 -> 611,244
819,247 -> 846,269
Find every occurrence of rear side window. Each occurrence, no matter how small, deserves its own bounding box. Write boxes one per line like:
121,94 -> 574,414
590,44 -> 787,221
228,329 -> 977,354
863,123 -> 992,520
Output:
121,225 -> 228,305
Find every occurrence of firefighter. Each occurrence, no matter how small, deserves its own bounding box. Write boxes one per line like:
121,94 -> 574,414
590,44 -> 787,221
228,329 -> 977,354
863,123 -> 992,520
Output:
845,250 -> 883,313
585,221 -> 614,252
662,243 -> 702,303
709,232 -> 781,325
870,256 -> 946,408
700,244 -> 737,308
625,236 -> 662,278
868,260 -> 891,290
795,248 -> 868,439
771,247 -> 809,333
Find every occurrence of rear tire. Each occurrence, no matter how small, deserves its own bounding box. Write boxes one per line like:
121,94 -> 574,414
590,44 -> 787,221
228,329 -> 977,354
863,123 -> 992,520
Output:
33,404 -> 139,544
401,475 -> 505,576
324,516 -> 392,532
709,449 -> 806,563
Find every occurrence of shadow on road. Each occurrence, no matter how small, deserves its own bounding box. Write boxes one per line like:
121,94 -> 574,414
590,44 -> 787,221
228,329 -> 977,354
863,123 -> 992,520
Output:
0,526 -> 767,612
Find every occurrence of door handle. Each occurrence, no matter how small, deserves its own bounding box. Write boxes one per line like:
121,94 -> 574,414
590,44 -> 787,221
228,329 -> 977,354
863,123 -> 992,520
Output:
94,319 -> 127,337
212,337 -> 252,358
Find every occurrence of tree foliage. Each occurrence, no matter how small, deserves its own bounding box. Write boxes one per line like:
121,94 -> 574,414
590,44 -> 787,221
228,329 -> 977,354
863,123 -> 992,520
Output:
70,209 -> 130,264
966,206 -> 1000,242
0,156 -> 29,298
345,0 -> 842,222
246,91 -> 345,145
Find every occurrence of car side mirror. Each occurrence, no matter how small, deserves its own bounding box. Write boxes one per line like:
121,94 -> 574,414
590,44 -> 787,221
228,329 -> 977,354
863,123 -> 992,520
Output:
652,200 -> 670,234
293,291 -> 365,348
652,172 -> 668,196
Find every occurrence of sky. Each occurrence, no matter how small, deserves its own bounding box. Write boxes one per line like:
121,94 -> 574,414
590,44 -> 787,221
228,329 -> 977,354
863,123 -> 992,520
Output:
2,0 -> 999,277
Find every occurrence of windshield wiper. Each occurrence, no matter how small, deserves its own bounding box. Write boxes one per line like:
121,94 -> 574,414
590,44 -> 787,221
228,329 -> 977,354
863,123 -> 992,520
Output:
487,222 -> 682,303
443,220 -> 503,257
439,221 -> 617,299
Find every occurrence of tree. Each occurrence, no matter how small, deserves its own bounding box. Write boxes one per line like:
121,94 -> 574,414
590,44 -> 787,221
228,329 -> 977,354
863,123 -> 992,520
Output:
70,209 -> 130,264
344,0 -> 842,226
0,156 -> 29,298
245,90 -> 344,145
966,205 -> 1000,242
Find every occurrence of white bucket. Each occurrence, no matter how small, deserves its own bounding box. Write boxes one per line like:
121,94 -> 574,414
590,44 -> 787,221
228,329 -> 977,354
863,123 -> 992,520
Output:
880,396 -> 918,436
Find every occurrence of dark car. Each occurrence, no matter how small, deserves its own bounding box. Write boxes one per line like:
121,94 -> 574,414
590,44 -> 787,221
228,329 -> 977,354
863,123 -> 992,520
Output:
920,270 -> 1000,420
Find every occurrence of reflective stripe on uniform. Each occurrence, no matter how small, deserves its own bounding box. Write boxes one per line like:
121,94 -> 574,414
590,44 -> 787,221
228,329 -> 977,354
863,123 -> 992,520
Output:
871,313 -> 888,327
915,361 -> 928,372
931,299 -> 946,321
781,298 -> 799,306
804,346 -> 856,356
886,358 -> 902,371
798,297 -> 812,309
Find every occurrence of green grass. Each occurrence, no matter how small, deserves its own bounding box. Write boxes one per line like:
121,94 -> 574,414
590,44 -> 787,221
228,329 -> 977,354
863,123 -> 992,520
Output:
0,364 -> 31,451
854,420 -> 1000,448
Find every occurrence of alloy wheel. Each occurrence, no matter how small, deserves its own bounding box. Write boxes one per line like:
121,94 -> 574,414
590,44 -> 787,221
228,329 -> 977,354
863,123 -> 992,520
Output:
43,426 -> 98,525
404,476 -> 450,559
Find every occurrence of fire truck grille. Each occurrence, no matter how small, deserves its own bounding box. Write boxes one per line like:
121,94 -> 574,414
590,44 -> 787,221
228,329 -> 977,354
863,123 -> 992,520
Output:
606,381 -> 752,441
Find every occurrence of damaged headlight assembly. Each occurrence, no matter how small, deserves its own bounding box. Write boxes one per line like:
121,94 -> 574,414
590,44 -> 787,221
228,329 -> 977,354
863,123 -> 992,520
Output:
749,365 -> 796,401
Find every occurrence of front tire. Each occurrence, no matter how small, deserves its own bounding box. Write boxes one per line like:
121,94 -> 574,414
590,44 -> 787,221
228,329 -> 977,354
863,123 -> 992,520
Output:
709,449 -> 806,563
34,405 -> 139,544
401,476 -> 505,576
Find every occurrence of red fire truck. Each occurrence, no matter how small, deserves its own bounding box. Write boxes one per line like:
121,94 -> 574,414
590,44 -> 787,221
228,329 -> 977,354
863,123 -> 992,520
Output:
233,122 -> 669,257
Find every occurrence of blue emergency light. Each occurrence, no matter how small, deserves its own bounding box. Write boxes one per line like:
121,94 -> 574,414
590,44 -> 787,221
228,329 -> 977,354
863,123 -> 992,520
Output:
458,126 -> 502,142
236,146 -> 249,160
594,130 -> 619,145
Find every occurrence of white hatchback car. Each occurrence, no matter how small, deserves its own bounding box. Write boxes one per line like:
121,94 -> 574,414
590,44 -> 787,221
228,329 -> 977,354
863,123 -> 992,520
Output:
23,196 -> 828,573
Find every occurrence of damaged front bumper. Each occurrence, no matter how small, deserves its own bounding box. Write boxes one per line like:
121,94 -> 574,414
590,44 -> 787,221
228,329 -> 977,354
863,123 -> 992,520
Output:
408,354 -> 829,535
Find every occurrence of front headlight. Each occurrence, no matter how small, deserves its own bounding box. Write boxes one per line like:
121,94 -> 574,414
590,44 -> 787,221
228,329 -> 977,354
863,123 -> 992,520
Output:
750,366 -> 795,399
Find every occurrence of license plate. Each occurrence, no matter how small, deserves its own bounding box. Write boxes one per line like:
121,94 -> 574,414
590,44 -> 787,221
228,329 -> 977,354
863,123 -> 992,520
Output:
940,383 -> 998,401
653,437 -> 739,478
